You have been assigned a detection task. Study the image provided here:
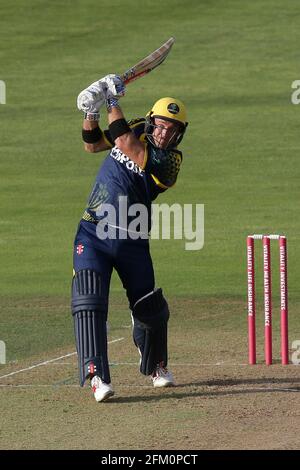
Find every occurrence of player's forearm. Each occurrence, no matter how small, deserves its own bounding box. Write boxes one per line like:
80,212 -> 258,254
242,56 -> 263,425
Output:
82,119 -> 110,153
107,104 -> 145,167
107,105 -> 135,151
107,104 -> 125,124
84,141 -> 107,153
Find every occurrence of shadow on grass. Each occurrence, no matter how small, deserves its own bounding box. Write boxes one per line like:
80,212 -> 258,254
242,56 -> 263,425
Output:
107,378 -> 300,403
183,377 -> 300,387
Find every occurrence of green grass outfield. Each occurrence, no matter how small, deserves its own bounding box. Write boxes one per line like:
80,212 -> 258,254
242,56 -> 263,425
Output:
0,0 -> 300,450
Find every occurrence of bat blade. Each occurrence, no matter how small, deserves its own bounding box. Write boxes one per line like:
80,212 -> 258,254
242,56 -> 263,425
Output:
120,37 -> 175,85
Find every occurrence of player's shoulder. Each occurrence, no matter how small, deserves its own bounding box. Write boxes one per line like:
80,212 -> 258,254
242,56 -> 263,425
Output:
169,147 -> 183,160
104,117 -> 146,147
147,143 -> 183,161
145,144 -> 183,189
128,117 -> 146,141
127,117 -> 146,127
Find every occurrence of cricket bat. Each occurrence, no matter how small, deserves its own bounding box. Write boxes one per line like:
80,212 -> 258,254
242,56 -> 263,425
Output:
120,37 -> 175,85
77,38 -> 175,114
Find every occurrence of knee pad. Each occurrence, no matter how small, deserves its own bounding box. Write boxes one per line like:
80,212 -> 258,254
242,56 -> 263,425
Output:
71,269 -> 110,386
132,288 -> 169,376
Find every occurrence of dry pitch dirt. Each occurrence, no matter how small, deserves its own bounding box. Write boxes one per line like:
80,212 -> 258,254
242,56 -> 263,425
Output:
1,361 -> 299,450
1,320 -> 300,450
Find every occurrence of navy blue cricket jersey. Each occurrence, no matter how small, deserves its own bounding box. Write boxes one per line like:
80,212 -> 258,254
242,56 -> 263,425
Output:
80,118 -> 183,239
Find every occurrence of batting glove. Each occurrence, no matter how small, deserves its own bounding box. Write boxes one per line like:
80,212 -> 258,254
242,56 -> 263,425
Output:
99,74 -> 126,99
77,80 -> 107,119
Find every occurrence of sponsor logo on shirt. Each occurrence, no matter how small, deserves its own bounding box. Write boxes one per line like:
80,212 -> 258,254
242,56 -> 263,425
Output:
110,147 -> 144,177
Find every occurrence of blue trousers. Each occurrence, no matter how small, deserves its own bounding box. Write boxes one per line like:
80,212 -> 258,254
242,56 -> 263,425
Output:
72,222 -> 155,383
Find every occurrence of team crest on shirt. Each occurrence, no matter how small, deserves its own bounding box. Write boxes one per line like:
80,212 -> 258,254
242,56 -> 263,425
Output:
110,147 -> 144,176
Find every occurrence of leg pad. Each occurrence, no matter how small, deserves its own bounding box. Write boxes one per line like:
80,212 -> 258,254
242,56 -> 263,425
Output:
132,288 -> 169,375
71,269 -> 110,386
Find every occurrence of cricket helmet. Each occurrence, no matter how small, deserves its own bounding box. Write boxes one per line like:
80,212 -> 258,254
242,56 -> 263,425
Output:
145,97 -> 188,148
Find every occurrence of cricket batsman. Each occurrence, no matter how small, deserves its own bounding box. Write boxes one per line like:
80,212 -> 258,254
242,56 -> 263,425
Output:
72,74 -> 188,401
